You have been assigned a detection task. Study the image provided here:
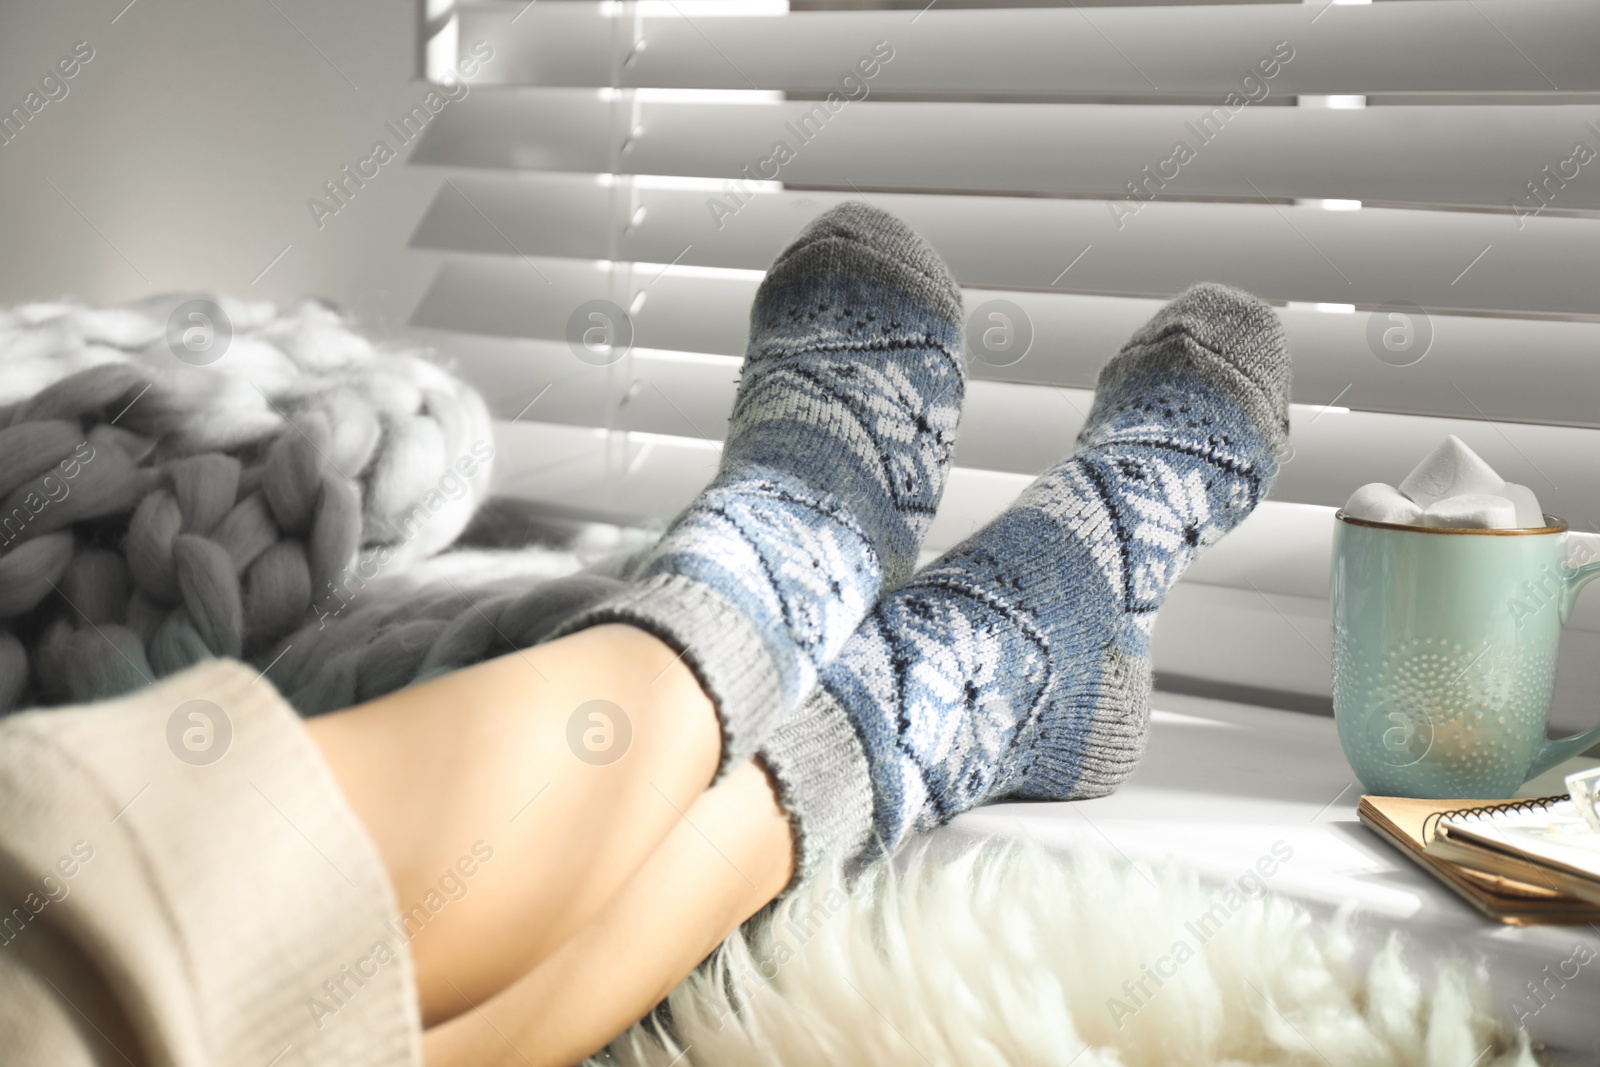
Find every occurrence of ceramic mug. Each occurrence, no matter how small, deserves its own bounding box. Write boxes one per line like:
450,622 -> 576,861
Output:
1331,512 -> 1600,798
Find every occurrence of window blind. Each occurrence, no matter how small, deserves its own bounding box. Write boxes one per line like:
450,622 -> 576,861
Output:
405,0 -> 1600,719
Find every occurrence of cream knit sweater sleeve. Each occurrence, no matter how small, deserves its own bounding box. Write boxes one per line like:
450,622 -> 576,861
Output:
0,659 -> 422,1067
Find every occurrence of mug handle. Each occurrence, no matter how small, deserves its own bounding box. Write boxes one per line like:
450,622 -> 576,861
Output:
1526,558 -> 1600,779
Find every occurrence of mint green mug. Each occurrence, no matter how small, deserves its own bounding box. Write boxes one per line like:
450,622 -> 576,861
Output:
1331,512 -> 1600,798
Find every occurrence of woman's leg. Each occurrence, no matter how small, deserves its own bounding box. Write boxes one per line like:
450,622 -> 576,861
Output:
305,622 -> 723,1025
422,758 -> 795,1067
307,201 -> 964,1042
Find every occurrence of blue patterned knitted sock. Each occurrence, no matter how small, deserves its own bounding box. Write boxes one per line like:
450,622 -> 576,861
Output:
562,202 -> 965,777
762,283 -> 1291,879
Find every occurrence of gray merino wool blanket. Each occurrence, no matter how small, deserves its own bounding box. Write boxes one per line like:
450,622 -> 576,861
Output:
0,293 -> 631,715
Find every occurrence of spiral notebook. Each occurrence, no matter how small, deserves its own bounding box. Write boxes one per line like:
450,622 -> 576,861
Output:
1423,796 -> 1600,906
1358,795 -> 1600,925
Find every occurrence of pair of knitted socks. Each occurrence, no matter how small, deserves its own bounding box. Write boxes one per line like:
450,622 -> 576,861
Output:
564,202 -> 1291,882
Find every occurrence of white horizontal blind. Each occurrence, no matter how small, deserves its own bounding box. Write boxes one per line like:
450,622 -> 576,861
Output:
408,0 -> 1600,720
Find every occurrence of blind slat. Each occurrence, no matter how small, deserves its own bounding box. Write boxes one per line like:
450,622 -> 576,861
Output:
443,332 -> 1600,520
410,176 -> 1600,318
415,94 -> 1600,213
413,255 -> 758,360
459,1 -> 1600,95
415,258 -> 1600,430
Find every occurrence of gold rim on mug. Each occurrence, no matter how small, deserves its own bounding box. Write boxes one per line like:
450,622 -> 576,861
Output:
1335,510 -> 1567,537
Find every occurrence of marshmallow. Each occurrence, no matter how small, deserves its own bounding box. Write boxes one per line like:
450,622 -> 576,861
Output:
1420,493 -> 1518,530
1344,482 -> 1424,525
1500,482 -> 1546,528
1398,435 -> 1505,509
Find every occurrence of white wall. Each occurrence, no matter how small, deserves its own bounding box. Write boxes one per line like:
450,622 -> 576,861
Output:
0,0 -> 449,338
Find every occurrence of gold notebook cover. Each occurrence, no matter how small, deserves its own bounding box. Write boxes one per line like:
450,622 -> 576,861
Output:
1358,795 -> 1600,926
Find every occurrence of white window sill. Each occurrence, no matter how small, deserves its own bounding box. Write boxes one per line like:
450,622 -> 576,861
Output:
950,689 -> 1600,1054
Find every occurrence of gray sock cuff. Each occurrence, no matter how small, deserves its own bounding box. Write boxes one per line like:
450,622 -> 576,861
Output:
758,201 -> 965,327
757,684 -> 875,892
1094,282 -> 1291,451
553,573 -> 782,779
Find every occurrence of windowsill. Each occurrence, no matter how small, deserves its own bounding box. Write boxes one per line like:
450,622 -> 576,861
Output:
947,688 -> 1600,1054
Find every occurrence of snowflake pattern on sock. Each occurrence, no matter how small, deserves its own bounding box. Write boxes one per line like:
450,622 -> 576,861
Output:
565,202 -> 966,776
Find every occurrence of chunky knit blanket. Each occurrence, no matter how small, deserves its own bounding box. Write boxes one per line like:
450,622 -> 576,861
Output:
0,293 -> 622,714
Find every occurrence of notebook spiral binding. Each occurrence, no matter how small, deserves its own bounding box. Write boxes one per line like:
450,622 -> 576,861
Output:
1421,796 -> 1567,842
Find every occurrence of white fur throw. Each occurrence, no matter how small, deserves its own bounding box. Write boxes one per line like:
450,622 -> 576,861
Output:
599,842 -> 1541,1067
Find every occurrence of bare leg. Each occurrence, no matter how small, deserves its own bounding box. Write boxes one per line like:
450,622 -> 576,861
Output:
306,623 -> 723,1026
422,758 -> 795,1067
